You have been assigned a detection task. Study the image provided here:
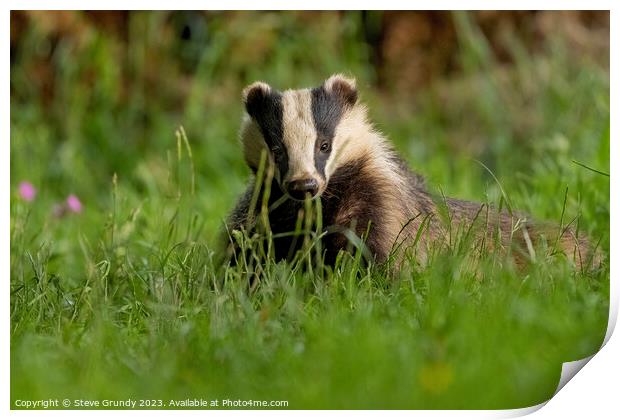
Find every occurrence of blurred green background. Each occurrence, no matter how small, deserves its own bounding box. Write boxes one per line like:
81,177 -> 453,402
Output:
10,11 -> 610,409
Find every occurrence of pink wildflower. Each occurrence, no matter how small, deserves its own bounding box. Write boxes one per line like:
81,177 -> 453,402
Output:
18,181 -> 36,202
66,194 -> 83,213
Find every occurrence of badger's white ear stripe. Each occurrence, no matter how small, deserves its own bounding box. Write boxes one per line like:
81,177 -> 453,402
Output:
324,74 -> 358,106
242,81 -> 272,103
324,74 -> 356,91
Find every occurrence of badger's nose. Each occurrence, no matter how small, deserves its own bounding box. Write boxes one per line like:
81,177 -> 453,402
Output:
286,178 -> 319,200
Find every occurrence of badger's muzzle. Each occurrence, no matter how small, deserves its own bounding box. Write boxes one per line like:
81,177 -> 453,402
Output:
284,178 -> 319,200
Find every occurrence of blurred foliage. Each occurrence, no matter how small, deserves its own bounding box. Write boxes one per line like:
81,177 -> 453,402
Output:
10,11 -> 609,409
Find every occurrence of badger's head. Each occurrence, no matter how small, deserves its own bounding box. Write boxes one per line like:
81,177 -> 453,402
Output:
240,74 -> 366,201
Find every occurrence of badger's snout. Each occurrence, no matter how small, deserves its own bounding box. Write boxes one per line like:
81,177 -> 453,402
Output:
284,178 -> 319,200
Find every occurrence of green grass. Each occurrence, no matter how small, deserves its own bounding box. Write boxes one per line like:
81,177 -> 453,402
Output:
10,11 -> 609,409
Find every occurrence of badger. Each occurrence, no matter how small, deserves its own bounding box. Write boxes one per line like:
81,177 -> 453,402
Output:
225,74 -> 598,271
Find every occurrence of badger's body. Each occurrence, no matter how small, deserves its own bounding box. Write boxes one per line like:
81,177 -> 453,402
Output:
226,75 -> 595,270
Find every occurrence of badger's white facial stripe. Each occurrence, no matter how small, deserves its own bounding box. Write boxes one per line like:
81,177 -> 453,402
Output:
281,89 -> 320,182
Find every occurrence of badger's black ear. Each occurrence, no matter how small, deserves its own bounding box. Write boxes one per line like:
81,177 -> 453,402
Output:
242,81 -> 273,118
324,74 -> 358,107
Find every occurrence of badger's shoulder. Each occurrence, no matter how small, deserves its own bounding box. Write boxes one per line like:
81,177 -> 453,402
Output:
319,152 -> 434,262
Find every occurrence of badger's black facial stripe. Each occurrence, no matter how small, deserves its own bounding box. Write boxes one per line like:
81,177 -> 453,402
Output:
245,89 -> 289,177
311,86 -> 346,177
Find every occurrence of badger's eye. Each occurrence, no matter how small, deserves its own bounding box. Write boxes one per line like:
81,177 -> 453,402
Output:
320,142 -> 330,152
